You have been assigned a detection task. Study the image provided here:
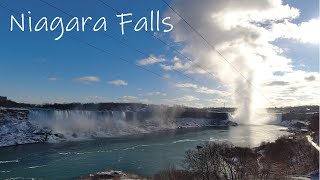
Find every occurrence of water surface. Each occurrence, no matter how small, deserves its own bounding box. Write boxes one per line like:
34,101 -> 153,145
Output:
0,125 -> 288,180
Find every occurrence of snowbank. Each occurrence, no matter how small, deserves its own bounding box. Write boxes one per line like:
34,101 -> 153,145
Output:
0,108 -> 43,147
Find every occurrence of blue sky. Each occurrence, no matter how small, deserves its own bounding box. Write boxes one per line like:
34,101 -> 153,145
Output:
0,0 -> 319,107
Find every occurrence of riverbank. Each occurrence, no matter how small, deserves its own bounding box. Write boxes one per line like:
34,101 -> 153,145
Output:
77,130 -> 319,180
153,133 -> 319,180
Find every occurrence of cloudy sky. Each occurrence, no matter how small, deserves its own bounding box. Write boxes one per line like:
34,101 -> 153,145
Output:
0,0 -> 318,107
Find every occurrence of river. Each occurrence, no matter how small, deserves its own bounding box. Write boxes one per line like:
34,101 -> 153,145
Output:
0,125 -> 288,180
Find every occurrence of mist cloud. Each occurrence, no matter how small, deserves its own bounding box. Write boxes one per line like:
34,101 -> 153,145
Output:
164,0 -> 319,124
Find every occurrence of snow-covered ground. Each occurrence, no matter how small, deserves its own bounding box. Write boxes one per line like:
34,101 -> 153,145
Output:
289,170 -> 319,180
0,108 -> 45,147
0,119 -> 42,147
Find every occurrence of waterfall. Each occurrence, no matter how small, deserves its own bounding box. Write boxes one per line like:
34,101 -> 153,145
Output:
27,109 -> 233,141
27,109 -> 176,140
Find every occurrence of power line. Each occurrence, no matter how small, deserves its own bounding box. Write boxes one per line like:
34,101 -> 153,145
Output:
38,0 -> 204,86
0,3 -> 175,84
161,0 -> 276,107
97,0 -> 219,82
1,1 -> 239,106
96,0 -> 275,107
1,2 -> 216,103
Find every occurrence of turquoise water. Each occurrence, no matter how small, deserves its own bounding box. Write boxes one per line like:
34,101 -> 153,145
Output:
0,125 -> 288,180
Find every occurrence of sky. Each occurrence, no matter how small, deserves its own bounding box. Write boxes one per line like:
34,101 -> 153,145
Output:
0,0 -> 319,108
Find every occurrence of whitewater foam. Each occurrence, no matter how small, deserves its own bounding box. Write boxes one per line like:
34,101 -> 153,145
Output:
122,143 -> 165,151
26,165 -> 47,169
4,177 -> 35,180
58,152 -> 93,155
0,170 -> 11,173
0,159 -> 19,164
172,139 -> 202,144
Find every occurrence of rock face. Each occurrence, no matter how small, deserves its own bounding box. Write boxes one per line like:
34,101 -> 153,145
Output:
0,108 -> 67,147
0,108 -> 42,147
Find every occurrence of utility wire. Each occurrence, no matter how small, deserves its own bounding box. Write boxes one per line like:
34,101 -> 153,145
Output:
97,0 -> 219,82
0,3 -> 177,85
0,2 -> 215,103
161,0 -> 276,107
38,0 -> 204,86
96,0 -> 274,107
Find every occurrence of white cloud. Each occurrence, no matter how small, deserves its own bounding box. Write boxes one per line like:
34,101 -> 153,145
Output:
197,87 -> 225,95
205,98 -> 233,107
137,55 -> 165,65
162,95 -> 203,107
163,74 -> 171,79
108,80 -> 128,86
76,76 -> 100,83
147,92 -> 167,96
118,96 -> 137,102
211,3 -> 300,31
175,83 -> 227,96
175,95 -> 199,102
48,77 -> 57,81
160,57 -> 209,74
139,98 -> 152,104
270,19 -> 320,44
265,81 -> 290,86
175,83 -> 198,89
165,0 -> 319,123
262,71 -> 320,106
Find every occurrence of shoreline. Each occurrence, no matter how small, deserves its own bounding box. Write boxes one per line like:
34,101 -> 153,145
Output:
77,130 -> 319,180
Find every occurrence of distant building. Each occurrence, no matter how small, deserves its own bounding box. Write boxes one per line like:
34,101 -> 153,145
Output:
0,96 -> 7,101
